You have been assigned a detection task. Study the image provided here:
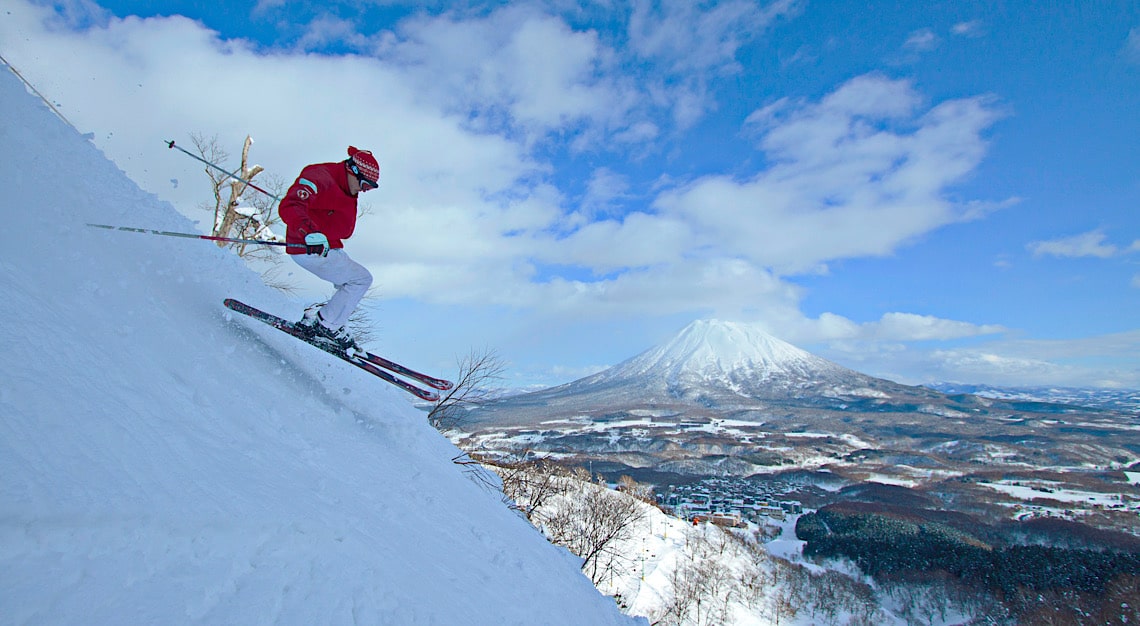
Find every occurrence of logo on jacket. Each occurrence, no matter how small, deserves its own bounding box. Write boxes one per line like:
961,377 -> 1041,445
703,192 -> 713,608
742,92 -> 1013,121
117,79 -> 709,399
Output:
296,177 -> 319,200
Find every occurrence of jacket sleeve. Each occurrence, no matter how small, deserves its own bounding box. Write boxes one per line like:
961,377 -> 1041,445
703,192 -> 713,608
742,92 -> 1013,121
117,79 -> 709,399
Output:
278,174 -> 321,236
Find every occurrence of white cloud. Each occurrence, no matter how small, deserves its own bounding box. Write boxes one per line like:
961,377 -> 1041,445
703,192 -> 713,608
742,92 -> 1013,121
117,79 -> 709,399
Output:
807,312 -> 862,340
542,211 -> 693,274
903,28 -> 939,52
931,349 -> 1066,382
779,311 -> 1004,346
870,312 -> 1005,341
295,15 -> 378,51
579,167 -> 631,219
1028,230 -> 1120,258
627,0 -> 794,73
400,256 -> 807,325
743,97 -> 791,130
1124,27 -> 1140,65
252,0 -> 286,13
926,331 -> 1140,387
814,331 -> 1140,388
951,20 -> 984,38
2,0 -> 1045,388
626,0 -> 798,127
375,6 -> 634,143
3,5 -> 993,298
657,74 -> 1004,273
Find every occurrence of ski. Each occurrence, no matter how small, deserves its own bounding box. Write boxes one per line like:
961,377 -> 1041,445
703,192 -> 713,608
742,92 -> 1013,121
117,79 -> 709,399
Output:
356,352 -> 453,391
223,298 -> 444,402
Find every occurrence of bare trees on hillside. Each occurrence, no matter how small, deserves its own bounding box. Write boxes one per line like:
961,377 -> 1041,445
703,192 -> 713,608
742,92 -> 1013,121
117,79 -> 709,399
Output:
428,348 -> 506,430
478,452 -> 918,624
657,526 -> 741,626
482,456 -> 649,586
544,475 -> 649,586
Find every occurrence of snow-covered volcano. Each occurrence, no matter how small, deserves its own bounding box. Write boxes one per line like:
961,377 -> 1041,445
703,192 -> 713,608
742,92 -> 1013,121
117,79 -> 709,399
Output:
473,320 -> 919,427
590,319 -> 850,388
557,319 -> 893,402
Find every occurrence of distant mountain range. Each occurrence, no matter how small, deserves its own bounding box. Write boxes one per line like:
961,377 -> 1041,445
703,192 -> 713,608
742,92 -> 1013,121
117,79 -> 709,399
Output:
470,319 -> 966,426
457,319 -> 1139,485
925,383 -> 1140,414
484,320 -> 1139,417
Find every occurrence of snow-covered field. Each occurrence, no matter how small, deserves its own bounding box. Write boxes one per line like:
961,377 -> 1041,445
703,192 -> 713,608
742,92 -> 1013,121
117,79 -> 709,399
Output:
980,480 -> 1128,507
977,479 -> 1139,523
0,67 -> 637,625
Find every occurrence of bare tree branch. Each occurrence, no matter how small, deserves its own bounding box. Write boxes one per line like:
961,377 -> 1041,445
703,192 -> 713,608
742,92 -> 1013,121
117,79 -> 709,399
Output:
188,133 -> 294,292
428,347 -> 506,430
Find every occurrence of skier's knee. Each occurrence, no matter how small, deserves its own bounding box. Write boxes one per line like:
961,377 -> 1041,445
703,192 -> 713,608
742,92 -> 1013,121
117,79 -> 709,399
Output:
357,268 -> 373,289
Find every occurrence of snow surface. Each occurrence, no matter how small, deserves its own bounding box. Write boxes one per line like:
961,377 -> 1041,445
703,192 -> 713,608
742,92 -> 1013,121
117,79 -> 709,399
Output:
979,481 -> 1126,506
0,68 -> 639,625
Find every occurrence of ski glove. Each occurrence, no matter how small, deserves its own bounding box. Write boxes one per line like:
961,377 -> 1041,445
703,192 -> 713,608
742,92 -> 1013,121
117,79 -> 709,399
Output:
304,232 -> 330,257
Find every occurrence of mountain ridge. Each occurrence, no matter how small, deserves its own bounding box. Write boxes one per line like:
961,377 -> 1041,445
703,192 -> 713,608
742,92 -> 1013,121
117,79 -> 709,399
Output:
475,318 -> 931,423
585,319 -> 848,385
458,314 -> 1139,495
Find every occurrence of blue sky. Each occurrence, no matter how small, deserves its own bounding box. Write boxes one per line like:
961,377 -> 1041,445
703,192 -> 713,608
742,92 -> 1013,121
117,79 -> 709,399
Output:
4,0 -> 1138,388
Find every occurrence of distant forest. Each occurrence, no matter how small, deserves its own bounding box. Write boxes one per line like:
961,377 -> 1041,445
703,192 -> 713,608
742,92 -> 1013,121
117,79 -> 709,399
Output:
796,503 -> 1140,622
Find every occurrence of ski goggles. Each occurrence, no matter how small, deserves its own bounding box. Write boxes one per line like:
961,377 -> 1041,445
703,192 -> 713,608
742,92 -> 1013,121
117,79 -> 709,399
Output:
347,160 -> 379,190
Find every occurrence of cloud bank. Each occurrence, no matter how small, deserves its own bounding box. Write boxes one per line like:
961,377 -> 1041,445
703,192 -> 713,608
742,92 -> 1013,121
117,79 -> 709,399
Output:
4,0 -> 1133,388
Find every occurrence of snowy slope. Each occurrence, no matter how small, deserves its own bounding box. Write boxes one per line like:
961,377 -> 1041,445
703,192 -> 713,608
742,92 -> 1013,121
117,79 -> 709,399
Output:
0,68 -> 637,625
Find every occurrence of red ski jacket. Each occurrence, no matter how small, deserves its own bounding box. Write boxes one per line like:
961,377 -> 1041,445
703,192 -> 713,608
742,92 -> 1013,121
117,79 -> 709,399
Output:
278,161 -> 359,255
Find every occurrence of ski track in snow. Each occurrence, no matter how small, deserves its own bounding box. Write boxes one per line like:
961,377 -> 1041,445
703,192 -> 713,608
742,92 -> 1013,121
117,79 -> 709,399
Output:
0,69 -> 638,625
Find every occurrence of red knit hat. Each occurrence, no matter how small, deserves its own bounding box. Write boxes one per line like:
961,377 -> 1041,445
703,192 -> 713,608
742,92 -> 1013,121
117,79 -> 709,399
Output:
347,146 -> 380,184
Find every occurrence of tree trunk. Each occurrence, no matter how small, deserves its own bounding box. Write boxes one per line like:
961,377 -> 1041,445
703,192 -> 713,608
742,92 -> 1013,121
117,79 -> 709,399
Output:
214,135 -> 264,245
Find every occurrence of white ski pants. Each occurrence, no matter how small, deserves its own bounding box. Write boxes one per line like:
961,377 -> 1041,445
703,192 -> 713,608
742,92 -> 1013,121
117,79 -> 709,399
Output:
290,249 -> 373,330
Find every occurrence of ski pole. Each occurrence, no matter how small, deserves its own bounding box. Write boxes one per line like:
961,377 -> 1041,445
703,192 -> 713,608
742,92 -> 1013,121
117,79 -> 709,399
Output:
164,139 -> 282,202
87,223 -> 306,249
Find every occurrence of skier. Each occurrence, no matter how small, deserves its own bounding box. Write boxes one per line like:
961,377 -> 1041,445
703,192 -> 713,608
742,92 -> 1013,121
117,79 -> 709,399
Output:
278,146 -> 378,355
